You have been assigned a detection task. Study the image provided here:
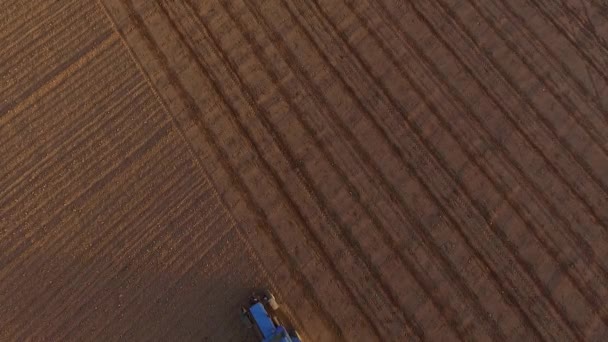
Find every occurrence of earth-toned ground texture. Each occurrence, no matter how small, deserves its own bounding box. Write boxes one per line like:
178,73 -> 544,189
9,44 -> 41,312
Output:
1,0 -> 608,341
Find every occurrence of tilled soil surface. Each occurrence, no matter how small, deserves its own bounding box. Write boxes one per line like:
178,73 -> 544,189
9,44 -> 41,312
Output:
1,0 -> 608,341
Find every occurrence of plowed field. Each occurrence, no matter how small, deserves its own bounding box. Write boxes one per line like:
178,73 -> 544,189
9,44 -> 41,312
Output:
1,0 -> 608,341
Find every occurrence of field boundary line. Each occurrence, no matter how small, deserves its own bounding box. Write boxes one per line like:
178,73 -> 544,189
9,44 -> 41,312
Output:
95,1 -> 320,340
152,0 -> 394,338
171,0 -> 426,338
219,0 -> 488,338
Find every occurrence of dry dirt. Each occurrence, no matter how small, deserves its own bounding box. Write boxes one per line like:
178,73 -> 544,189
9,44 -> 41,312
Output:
1,0 -> 608,341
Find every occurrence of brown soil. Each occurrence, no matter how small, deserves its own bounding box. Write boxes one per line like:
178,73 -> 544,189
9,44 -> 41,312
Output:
1,0 -> 607,341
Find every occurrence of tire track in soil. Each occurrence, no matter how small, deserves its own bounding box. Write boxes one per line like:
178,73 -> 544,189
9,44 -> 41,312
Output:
491,0 -> 608,142
493,0 -> 608,135
175,0 -> 443,337
358,0 -> 601,335
193,0 -> 469,337
337,1 -> 570,339
424,0 -> 608,327
0,0 -> 608,338
459,0 -> 608,206
530,0 -> 608,70
216,0 -> 460,336
446,0 -> 601,274
288,0 -> 564,338
452,2 -> 608,218
366,0 -> 608,338
384,0 -> 608,336
153,0 -> 410,338
117,1 -> 349,339
290,0 -> 540,336
245,1 -> 492,332
3,0 -> 601,337
590,0 -> 608,20
378,0 -> 608,332
98,2 -> 314,339
308,0 -> 608,340
521,0 -> 608,150
224,0 -> 498,338
345,1 -> 582,339
411,0 -> 608,253
495,0 -> 608,122
419,0 -> 608,230
565,0 -> 608,51
166,0 -> 428,338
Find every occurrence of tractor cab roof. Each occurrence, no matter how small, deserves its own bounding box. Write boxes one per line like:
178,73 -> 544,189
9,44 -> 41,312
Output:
249,302 -> 276,339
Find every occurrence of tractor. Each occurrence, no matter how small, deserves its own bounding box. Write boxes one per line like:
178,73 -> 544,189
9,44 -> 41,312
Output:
241,291 -> 302,342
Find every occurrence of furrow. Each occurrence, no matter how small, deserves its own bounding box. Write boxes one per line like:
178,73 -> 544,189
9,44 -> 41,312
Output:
0,117 -> 170,280
0,29 -> 116,118
85,203 -> 228,341
118,1 -> 349,339
40,167 -> 208,340
5,144 -> 190,339
459,0 -> 608,222
302,0 -> 592,338
371,0 -> 608,336
0,59 -> 142,201
164,0 -> 422,338
96,0 -> 312,338
0,93 -> 159,240
530,0 -> 608,77
0,0 -> 87,59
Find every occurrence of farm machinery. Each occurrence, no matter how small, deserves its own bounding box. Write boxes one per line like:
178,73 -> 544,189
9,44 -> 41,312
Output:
241,291 -> 302,342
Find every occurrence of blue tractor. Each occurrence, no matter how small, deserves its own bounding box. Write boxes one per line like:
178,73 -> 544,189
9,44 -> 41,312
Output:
241,291 -> 302,342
